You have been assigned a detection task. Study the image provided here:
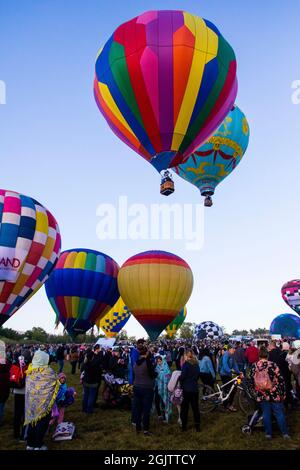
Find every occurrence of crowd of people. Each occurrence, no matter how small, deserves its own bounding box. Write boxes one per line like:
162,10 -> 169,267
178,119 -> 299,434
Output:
0,336 -> 299,449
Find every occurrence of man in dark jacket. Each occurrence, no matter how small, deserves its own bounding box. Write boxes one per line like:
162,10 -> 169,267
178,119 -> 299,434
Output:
133,346 -> 156,436
268,342 -> 282,366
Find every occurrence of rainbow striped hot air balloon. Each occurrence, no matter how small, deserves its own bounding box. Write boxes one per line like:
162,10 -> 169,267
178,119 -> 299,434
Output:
165,306 -> 187,338
118,251 -> 193,341
45,249 -> 120,338
174,105 -> 249,206
0,189 -> 61,327
96,297 -> 131,338
94,10 -> 237,191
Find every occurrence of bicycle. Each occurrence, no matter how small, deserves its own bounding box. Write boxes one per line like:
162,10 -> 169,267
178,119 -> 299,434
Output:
199,376 -> 256,415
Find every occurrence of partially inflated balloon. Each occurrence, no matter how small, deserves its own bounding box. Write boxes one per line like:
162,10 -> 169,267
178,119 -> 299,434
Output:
165,306 -> 187,338
174,105 -> 249,204
94,10 -> 237,176
118,251 -> 193,341
45,249 -> 119,337
270,313 -> 300,338
194,321 -> 223,340
96,297 -> 131,338
281,280 -> 300,315
0,189 -> 61,327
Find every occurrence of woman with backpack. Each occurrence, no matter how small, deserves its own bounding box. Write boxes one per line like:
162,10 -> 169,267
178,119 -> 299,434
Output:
249,346 -> 290,439
179,349 -> 201,432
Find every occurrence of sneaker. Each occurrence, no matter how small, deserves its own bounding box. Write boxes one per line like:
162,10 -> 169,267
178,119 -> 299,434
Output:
143,431 -> 153,436
265,435 -> 272,439
34,445 -> 48,450
26,446 -> 34,450
283,434 -> 291,440
177,418 -> 182,425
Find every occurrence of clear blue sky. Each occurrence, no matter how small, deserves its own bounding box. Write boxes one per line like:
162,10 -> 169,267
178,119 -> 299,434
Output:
0,0 -> 300,337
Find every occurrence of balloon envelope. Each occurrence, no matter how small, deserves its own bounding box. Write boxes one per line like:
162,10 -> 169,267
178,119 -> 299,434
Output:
174,105 -> 249,198
0,189 -> 61,327
96,297 -> 131,338
118,250 -> 193,341
194,321 -> 223,340
270,314 -> 300,338
165,306 -> 187,338
45,249 -> 120,337
281,280 -> 300,315
94,10 -> 237,173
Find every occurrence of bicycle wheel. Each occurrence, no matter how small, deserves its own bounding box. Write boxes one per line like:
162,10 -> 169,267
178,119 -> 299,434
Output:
199,383 -> 217,414
238,390 -> 256,415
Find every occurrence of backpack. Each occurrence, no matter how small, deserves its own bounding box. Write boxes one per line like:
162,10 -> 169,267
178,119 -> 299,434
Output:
9,364 -> 26,388
254,366 -> 274,392
170,378 -> 183,406
52,422 -> 76,441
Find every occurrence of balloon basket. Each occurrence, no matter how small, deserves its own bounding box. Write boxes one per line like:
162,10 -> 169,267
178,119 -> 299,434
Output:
204,196 -> 213,207
160,180 -> 174,196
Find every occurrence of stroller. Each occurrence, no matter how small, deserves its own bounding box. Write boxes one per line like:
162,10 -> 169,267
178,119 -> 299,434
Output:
102,373 -> 133,409
241,406 -> 264,435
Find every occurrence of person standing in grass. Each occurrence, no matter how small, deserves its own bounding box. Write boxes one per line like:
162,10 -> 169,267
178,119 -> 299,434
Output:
249,346 -> 290,440
180,349 -> 201,432
0,340 -> 10,427
154,356 -> 172,423
199,348 -> 215,388
133,346 -> 157,436
69,346 -> 79,375
219,345 -> 240,412
80,349 -> 99,414
25,350 -> 59,450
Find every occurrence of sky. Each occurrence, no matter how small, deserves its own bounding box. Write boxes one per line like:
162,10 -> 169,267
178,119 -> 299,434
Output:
0,0 -> 300,337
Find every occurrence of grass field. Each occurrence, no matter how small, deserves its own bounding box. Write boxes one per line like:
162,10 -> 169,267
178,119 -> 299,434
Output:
0,363 -> 299,451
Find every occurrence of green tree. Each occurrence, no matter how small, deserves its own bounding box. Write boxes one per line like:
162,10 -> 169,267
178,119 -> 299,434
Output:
179,322 -> 195,339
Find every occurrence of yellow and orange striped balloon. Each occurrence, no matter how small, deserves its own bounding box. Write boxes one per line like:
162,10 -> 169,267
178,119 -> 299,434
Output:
118,251 -> 193,341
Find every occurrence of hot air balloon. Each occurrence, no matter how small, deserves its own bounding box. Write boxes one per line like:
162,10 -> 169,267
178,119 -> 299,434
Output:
94,10 -> 237,194
194,321 -> 223,340
281,280 -> 300,315
270,314 -> 300,339
174,105 -> 249,206
0,189 -> 61,327
165,306 -> 187,338
96,297 -> 131,338
45,249 -> 119,338
118,250 -> 193,341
